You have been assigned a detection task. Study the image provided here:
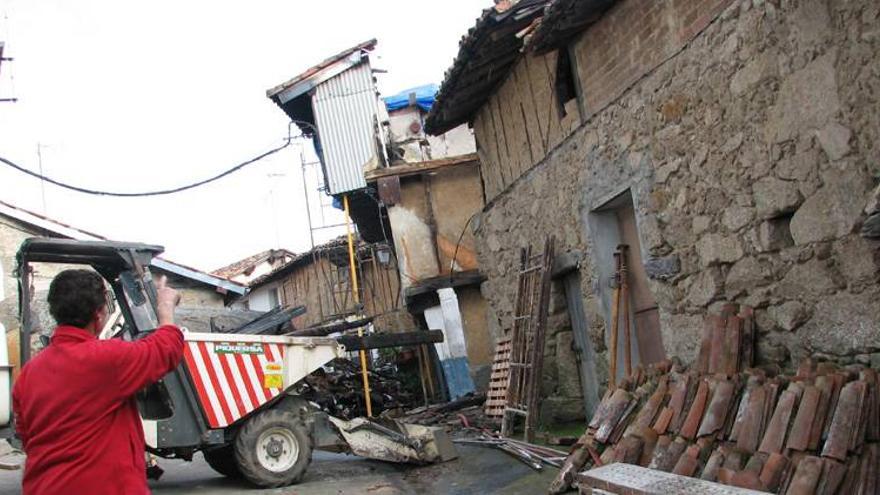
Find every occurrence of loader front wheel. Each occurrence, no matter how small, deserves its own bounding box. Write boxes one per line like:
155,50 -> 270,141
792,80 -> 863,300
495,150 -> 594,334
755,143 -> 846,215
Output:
203,444 -> 242,479
234,409 -> 312,487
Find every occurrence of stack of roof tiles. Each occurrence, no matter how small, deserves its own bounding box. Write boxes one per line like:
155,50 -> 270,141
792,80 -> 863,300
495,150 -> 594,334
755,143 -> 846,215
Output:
550,307 -> 880,495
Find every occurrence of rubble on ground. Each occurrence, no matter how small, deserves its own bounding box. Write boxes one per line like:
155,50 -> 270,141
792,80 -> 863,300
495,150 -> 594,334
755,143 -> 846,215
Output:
294,358 -> 420,419
387,393 -> 495,431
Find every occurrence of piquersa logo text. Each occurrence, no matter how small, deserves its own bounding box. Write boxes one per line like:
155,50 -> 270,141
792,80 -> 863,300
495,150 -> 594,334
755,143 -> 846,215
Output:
214,343 -> 262,354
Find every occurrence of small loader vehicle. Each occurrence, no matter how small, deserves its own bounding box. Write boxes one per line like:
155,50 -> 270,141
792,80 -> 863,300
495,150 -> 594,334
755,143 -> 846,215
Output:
1,238 -> 456,487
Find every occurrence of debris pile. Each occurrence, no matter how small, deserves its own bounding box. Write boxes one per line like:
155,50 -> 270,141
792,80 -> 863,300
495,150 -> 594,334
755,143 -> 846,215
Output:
295,358 -> 419,419
390,393 -> 494,430
551,357 -> 880,495
455,433 -> 568,471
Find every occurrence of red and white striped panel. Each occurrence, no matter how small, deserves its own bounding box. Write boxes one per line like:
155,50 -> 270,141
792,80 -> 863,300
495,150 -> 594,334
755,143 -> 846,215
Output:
182,341 -> 286,428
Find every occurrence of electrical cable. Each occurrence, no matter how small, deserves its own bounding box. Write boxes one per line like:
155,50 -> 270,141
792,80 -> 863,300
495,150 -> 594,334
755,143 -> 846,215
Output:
449,212 -> 478,283
0,120 -> 314,197
0,143 -> 290,197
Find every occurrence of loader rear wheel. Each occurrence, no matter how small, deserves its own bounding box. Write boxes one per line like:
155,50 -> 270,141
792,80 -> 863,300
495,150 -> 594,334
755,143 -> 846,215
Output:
203,445 -> 242,479
234,409 -> 312,487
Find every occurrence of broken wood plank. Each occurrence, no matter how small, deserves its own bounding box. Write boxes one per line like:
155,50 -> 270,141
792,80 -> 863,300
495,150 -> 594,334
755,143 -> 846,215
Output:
364,153 -> 479,181
335,329 -> 444,351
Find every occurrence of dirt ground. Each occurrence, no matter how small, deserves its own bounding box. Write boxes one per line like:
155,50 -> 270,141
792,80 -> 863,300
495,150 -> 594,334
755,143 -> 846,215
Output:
0,445 -> 559,494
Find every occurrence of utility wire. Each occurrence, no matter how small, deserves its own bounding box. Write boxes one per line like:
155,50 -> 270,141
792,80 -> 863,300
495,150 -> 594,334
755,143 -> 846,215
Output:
0,140 -> 292,197
0,121 -> 314,197
449,212 -> 477,282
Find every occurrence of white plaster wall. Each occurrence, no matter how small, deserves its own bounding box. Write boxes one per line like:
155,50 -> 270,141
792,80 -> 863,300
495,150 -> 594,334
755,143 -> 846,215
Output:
245,283 -> 280,312
426,124 -> 476,159
387,205 -> 438,288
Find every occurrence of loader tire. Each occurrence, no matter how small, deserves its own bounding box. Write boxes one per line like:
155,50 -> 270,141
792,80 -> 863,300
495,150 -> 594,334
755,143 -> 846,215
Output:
203,444 -> 242,479
234,409 -> 312,487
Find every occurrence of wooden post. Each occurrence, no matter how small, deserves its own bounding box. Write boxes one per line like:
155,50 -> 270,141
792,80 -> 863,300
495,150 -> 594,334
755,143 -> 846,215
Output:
609,251 -> 621,389
619,244 -> 632,377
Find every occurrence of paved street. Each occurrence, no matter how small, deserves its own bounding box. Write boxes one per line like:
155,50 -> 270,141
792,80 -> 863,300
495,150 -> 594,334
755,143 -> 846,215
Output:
0,445 -> 557,494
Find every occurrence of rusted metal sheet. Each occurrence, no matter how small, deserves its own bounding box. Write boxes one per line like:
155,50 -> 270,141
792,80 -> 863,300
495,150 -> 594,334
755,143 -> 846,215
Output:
313,60 -> 379,195
377,175 -> 401,205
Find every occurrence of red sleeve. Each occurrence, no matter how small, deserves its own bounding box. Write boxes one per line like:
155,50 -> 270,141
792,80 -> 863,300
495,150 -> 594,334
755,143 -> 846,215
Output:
12,377 -> 29,450
103,325 -> 185,399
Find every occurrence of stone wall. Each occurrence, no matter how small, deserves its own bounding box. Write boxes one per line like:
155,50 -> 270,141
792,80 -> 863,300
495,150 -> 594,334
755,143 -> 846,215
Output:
472,0 -> 880,422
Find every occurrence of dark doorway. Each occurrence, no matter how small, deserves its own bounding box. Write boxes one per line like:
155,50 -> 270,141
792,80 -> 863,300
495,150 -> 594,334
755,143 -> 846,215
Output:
553,252 -> 600,418
588,190 -> 665,383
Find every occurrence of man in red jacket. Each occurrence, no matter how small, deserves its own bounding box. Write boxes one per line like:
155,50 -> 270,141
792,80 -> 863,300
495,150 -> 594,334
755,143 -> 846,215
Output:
12,269 -> 184,495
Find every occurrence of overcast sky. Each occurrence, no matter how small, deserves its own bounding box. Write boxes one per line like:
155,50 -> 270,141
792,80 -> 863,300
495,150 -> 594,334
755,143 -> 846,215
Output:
0,0 -> 482,272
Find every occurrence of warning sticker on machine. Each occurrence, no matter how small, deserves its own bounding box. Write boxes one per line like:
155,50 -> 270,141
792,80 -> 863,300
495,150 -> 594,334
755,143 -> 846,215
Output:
214,343 -> 263,354
263,362 -> 283,389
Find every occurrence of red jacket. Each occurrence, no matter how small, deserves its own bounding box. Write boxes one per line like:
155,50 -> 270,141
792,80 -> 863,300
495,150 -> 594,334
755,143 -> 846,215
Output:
12,324 -> 184,495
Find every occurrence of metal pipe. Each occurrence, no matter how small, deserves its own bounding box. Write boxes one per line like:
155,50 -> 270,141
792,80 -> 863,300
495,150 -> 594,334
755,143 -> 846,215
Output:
344,194 -> 372,417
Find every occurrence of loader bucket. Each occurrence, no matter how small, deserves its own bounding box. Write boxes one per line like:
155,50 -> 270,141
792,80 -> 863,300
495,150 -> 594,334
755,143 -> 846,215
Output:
327,416 -> 458,464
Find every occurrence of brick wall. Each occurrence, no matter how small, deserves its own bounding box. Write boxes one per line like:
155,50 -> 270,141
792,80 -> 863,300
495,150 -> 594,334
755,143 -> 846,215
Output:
473,0 -> 880,416
473,0 -> 736,204
576,0 -> 735,116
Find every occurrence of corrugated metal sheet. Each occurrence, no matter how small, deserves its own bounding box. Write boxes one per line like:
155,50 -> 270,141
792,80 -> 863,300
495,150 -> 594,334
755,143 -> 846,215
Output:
313,61 -> 377,195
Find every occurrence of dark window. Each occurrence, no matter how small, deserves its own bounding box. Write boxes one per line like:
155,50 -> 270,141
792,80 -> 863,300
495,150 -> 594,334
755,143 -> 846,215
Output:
555,47 -> 577,118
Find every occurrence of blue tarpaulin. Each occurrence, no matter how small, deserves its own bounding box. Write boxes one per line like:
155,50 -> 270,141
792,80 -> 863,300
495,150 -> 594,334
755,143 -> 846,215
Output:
383,84 -> 438,113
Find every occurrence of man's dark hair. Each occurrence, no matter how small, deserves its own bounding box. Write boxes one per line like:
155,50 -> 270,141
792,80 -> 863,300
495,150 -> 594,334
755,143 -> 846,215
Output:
47,269 -> 106,328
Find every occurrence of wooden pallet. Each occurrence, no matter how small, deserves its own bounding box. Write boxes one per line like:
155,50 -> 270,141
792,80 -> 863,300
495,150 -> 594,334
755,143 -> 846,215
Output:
485,337 -> 512,419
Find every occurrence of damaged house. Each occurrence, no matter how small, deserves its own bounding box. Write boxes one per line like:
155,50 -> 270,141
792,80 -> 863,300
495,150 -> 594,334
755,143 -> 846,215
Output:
265,40 -> 493,398
425,0 -> 880,425
232,237 -> 409,332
